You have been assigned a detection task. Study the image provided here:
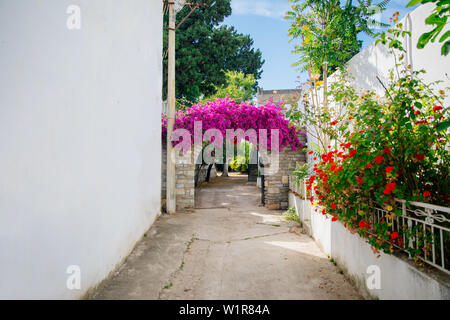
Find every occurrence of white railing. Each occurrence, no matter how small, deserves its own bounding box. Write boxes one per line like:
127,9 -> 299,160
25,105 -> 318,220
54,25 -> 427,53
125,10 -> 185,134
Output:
370,199 -> 450,275
288,176 -> 450,275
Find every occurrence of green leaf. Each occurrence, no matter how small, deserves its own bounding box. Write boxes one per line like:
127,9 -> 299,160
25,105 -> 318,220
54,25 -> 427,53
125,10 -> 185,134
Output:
437,120 -> 450,132
442,40 -> 450,56
417,31 -> 435,49
407,0 -> 422,7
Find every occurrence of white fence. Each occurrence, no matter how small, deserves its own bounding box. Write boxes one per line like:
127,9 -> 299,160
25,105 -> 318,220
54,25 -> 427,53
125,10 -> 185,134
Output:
288,180 -> 450,299
289,178 -> 450,275
371,200 -> 450,275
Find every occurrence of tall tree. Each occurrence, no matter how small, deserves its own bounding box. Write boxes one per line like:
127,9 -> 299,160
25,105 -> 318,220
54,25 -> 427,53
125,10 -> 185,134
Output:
200,70 -> 256,103
163,0 -> 264,102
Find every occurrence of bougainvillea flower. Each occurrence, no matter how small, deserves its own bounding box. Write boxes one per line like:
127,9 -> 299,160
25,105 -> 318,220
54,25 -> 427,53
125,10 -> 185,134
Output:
423,191 -> 431,197
374,155 -> 384,164
390,232 -> 399,240
332,217 -> 338,222
414,153 -> 425,161
331,203 -> 336,209
385,166 -> 394,173
322,209 -> 326,215
366,163 -> 372,169
344,142 -> 352,148
433,105 -> 443,112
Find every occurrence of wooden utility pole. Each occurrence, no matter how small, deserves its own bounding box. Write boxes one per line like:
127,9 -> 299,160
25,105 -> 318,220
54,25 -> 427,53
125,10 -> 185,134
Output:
166,2 -> 177,214
165,1 -> 204,214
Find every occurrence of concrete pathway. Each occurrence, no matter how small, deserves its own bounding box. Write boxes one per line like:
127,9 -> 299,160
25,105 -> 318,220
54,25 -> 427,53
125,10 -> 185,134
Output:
91,174 -> 362,300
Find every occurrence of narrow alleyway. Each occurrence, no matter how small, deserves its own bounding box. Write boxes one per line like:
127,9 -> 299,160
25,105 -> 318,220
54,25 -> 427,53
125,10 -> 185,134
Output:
92,174 -> 362,300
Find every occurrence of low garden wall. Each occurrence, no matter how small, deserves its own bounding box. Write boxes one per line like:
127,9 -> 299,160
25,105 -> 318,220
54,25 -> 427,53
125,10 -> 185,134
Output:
289,190 -> 450,299
289,186 -> 450,300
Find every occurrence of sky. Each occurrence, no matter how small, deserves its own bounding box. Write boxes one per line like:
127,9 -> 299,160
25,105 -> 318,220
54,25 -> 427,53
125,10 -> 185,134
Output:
223,0 -> 418,90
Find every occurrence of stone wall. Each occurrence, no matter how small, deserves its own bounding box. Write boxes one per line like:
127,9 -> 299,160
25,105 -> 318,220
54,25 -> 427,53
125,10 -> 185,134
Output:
162,133 -> 306,212
161,144 -> 200,212
263,133 -> 307,210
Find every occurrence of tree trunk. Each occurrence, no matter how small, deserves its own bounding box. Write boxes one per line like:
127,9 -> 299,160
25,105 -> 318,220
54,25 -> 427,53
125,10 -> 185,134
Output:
222,159 -> 229,177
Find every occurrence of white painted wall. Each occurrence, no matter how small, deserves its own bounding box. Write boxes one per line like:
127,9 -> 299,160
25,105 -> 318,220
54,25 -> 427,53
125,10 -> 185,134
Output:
344,3 -> 450,105
289,192 -> 450,299
0,0 -> 162,299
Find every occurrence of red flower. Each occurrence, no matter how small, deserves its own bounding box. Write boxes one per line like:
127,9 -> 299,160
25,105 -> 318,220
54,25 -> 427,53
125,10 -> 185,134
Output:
374,155 -> 384,164
330,120 -> 339,125
331,203 -> 336,209
356,176 -> 364,184
332,217 -> 338,222
414,110 -> 421,115
349,149 -> 357,157
344,142 -> 352,148
390,232 -> 399,240
383,147 -> 391,154
414,153 -> 425,161
366,163 -> 372,169
383,182 -> 397,194
359,130 -> 365,133
308,150 -> 314,154
322,209 -> 326,215
330,164 -> 337,172
385,166 -> 394,174
433,105 -> 443,112
359,220 -> 368,229
423,191 -> 431,197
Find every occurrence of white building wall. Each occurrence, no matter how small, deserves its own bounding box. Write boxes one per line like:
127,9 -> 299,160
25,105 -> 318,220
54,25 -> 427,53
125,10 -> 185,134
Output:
0,0 -> 162,299
344,3 -> 450,104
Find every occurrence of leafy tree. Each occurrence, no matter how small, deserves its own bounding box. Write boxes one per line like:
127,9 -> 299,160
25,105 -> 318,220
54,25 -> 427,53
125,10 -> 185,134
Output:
201,70 -> 256,103
163,0 -> 264,102
286,0 -> 389,75
285,0 -> 389,148
407,0 -> 450,56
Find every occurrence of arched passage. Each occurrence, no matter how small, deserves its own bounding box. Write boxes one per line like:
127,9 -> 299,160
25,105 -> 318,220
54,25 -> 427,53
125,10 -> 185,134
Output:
161,98 -> 307,212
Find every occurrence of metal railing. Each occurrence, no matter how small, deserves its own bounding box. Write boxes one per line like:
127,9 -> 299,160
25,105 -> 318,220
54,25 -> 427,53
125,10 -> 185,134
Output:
288,176 -> 450,275
370,199 -> 450,275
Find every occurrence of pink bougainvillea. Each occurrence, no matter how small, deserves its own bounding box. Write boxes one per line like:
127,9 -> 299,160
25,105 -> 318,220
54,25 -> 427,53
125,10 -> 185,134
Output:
162,98 -> 305,151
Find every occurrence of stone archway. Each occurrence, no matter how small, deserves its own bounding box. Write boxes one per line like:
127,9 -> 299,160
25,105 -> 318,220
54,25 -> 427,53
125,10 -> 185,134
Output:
161,132 -> 306,212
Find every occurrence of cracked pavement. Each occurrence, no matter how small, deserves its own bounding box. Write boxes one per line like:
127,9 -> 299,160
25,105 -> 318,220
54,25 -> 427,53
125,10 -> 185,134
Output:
91,174 -> 362,300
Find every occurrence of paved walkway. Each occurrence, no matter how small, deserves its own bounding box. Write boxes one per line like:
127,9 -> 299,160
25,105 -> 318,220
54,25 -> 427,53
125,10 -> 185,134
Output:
91,174 -> 362,300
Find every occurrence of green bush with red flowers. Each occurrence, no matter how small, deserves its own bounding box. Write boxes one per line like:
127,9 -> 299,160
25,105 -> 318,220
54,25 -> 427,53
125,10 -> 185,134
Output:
306,68 -> 449,256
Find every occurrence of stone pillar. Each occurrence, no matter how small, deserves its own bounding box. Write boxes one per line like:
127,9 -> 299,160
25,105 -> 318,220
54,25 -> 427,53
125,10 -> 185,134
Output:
264,133 -> 307,210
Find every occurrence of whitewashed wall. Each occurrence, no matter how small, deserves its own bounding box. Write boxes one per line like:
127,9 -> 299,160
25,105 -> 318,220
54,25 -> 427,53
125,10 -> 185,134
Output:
0,1 -> 162,299
344,3 -> 450,104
